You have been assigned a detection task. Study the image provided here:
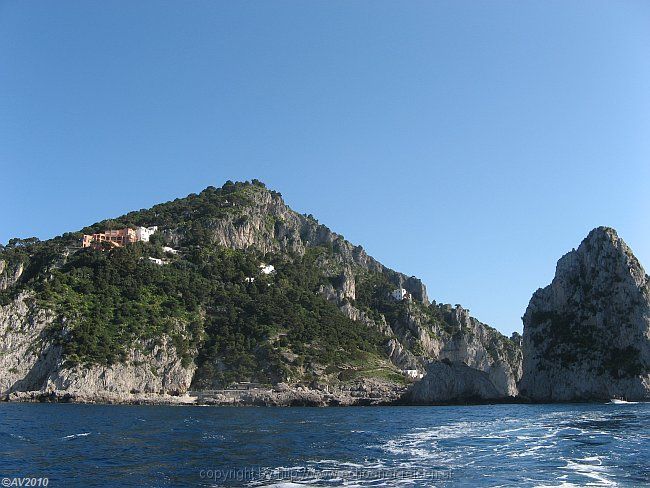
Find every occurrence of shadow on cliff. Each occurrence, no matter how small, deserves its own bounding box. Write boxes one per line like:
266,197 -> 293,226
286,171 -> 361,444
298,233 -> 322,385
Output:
9,336 -> 62,393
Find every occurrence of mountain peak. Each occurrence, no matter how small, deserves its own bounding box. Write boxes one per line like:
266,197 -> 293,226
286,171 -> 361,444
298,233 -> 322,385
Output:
575,226 -> 646,288
582,226 -> 624,254
585,225 -> 618,241
520,227 -> 650,401
0,179 -> 523,404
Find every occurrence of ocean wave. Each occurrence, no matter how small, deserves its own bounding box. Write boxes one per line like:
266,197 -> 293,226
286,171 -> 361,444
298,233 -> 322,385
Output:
562,457 -> 617,486
62,432 -> 91,440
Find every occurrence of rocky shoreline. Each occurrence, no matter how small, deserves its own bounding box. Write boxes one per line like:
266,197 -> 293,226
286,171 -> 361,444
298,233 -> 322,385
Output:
4,389 -> 639,406
4,390 -> 198,406
2,378 -> 408,407
2,184 -> 648,406
0,183 -> 525,408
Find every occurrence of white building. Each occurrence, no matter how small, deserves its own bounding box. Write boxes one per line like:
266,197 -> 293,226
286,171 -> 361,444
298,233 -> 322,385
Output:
259,263 -> 275,275
391,288 -> 409,301
162,246 -> 179,255
136,226 -> 158,242
403,369 -> 423,380
148,257 -> 164,266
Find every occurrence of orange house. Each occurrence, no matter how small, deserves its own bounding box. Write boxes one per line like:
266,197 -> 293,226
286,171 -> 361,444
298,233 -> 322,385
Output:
82,228 -> 138,249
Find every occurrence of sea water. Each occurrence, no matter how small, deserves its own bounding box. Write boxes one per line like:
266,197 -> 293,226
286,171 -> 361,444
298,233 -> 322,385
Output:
1,402 -> 648,486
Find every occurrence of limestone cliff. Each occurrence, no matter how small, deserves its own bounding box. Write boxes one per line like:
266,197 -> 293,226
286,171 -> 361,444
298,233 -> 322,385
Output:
0,181 -> 521,404
0,294 -> 196,399
519,227 -> 650,401
0,259 -> 24,291
0,293 -> 59,394
318,284 -> 521,397
405,360 -> 502,404
168,184 -> 520,399
168,187 -> 429,303
436,305 -> 522,396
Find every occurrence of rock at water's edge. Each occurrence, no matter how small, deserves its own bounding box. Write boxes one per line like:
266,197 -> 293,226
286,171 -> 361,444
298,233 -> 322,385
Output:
518,227 -> 650,401
404,361 -> 503,404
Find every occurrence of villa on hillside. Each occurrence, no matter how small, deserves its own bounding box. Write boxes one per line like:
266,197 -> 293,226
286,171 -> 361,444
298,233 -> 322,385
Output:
82,226 -> 158,250
390,288 -> 411,301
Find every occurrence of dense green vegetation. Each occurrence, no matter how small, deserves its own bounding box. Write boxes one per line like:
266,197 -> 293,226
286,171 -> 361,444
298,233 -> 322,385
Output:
529,309 -> 646,377
355,271 -> 408,326
0,180 -> 525,390
191,246 -> 385,387
80,180 -> 273,243
1,227 -> 385,387
37,243 -> 202,367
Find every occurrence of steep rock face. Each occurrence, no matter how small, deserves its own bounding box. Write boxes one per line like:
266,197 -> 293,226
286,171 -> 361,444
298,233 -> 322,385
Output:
405,360 -> 502,404
318,279 -> 521,394
519,227 -> 650,401
0,294 -> 195,398
381,302 -> 521,397
195,185 -> 521,398
175,188 -> 429,303
386,338 -> 421,370
0,293 -> 59,393
0,181 -> 521,403
45,337 -> 195,395
0,259 -> 24,291
437,305 -> 522,397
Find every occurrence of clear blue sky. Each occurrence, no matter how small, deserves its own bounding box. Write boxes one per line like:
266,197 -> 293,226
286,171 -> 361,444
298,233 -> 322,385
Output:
2,1 -> 649,336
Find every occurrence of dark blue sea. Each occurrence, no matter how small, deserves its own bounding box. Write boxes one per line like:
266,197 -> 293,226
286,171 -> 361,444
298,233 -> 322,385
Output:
1,403 -> 648,487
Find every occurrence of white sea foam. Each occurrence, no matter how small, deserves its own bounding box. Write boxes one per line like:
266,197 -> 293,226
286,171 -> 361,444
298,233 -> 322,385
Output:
258,484 -> 320,488
63,432 -> 91,439
255,406 -> 644,487
6,432 -> 28,441
562,456 -> 617,487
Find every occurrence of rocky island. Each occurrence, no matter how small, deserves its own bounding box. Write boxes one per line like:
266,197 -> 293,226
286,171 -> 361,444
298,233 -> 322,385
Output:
0,181 -> 523,405
519,227 -> 650,401
0,182 -> 647,405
